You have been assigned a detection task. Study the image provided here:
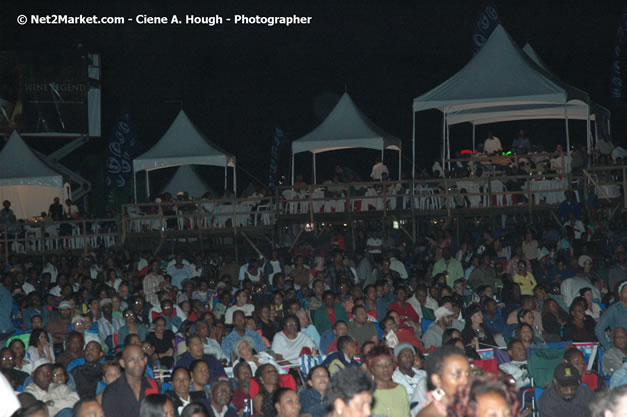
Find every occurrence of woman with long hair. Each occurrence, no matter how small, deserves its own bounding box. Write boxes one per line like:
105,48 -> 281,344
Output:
367,343 -> 410,417
446,374 -> 520,417
254,363 -> 280,416
461,304 -> 497,352
326,366 -> 375,417
417,345 -> 470,417
541,298 -> 568,342
139,394 -> 176,417
298,365 -> 329,417
26,329 -> 54,362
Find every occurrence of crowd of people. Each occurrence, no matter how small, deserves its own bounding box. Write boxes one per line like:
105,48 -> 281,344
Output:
0,182 -> 627,417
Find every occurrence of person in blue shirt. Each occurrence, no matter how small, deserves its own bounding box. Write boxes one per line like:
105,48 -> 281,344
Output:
511,129 -> 531,154
221,311 -> 266,361
167,255 -> 193,290
482,297 -> 505,336
596,282 -> 627,349
0,283 -> 15,344
559,190 -> 581,222
22,293 -> 50,330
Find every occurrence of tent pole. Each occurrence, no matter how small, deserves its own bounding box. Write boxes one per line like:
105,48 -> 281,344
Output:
594,119 -> 599,153
472,123 -> 476,151
447,123 -> 451,170
412,110 -> 416,180
233,164 -> 237,195
564,104 -> 571,172
441,112 -> 446,169
133,171 -> 137,202
224,164 -> 227,191
398,148 -> 401,180
291,153 -> 295,185
145,171 -> 150,199
313,153 -> 317,184
586,104 -> 591,156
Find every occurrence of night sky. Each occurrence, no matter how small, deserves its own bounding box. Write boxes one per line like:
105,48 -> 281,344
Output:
1,0 -> 625,196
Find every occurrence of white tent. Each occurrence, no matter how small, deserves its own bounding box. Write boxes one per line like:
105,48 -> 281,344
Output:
0,131 -> 63,219
161,165 -> 215,198
133,110 -> 236,200
291,92 -> 402,183
444,44 -> 610,153
411,25 -> 591,173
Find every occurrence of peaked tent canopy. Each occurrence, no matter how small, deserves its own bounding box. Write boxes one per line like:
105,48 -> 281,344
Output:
291,92 -> 402,183
161,165 -> 216,198
411,25 -> 592,173
0,131 -> 63,219
133,110 -> 236,199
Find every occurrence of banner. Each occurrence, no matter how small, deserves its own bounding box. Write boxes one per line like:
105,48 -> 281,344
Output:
268,126 -> 287,189
610,4 -> 627,107
472,0 -> 500,54
0,52 -> 92,135
104,108 -> 139,211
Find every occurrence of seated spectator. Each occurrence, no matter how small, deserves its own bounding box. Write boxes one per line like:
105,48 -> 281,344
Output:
381,314 -> 426,353
481,297 -> 505,342
189,359 -> 211,402
388,287 -> 420,329
295,309 -> 321,349
498,339 -> 530,389
117,308 -> 148,345
322,336 -> 360,375
595,281 -> 627,350
563,297 -> 597,342
95,360 -> 121,404
145,317 -> 175,368
564,347 -> 607,392
24,359 -> 80,417
253,364 -> 281,416
392,343 -> 426,404
538,363 -> 594,417
72,399 -> 105,417
603,327 -> 627,376
56,332 -> 84,368
173,335 -> 226,379
192,320 -> 227,362
541,298 -> 568,342
221,311 -> 267,361
206,379 -> 238,417
299,366 -> 329,417
71,316 -> 102,349
0,347 -> 29,388
224,290 -> 255,326
70,341 -> 104,400
367,343 -> 410,417
422,306 -> 454,350
26,329 -> 55,363
461,304 -> 497,351
447,374 -> 519,417
97,299 -> 124,349
271,314 -> 317,364
348,305 -> 378,347
256,304 -> 280,343
232,336 -> 282,375
313,292 -> 349,335
320,321 -> 348,354
231,361 -> 253,413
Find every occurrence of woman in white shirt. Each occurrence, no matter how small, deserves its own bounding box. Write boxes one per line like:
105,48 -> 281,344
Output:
271,314 -> 317,365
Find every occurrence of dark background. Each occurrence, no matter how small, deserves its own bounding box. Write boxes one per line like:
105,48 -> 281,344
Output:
1,0 -> 625,210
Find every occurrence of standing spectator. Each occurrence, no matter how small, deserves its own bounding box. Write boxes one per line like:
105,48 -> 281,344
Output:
0,200 -> 16,224
483,132 -> 502,155
48,197 -> 63,221
512,129 -> 531,153
102,345 -> 159,417
143,261 -> 165,307
595,282 -> 627,349
370,158 -> 389,181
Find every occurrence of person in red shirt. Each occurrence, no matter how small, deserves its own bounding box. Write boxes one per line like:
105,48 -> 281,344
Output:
388,286 -> 420,329
382,312 -> 427,353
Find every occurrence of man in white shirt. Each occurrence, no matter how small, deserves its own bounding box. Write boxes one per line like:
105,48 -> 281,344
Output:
370,158 -> 389,181
42,255 -> 59,283
392,343 -> 427,401
366,231 -> 383,254
483,132 -> 502,155
25,359 -> 80,416
499,339 -> 531,389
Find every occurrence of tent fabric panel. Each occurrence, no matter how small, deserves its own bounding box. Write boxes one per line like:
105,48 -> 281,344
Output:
412,25 -> 584,114
0,175 -> 63,188
162,166 -> 215,198
134,155 -> 228,173
0,131 -> 65,182
0,184 -> 63,219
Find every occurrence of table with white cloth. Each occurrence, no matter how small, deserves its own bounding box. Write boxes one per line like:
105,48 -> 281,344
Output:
523,177 -> 568,204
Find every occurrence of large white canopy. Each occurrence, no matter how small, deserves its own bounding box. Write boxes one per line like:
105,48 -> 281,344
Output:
0,131 -> 63,219
291,92 -> 402,183
161,165 -> 215,198
133,110 -> 236,199
412,25 -> 588,114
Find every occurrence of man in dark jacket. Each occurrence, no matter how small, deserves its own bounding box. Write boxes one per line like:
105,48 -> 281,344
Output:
538,363 -> 594,417
173,335 -> 227,378
321,336 -> 359,375
71,341 -> 104,399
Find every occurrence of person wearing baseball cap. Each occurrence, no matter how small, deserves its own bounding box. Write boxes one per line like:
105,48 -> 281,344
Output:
422,306 -> 454,350
538,362 -> 594,417
24,358 -> 80,416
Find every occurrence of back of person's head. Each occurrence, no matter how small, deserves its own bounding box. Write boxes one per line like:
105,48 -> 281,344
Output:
326,367 -> 374,412
139,394 -> 170,417
179,403 -> 209,417
589,385 -> 627,417
336,336 -> 354,353
11,401 -> 47,417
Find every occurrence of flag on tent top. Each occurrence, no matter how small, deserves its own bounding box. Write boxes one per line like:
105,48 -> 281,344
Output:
472,0 -> 500,54
268,126 -> 287,189
610,4 -> 627,107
